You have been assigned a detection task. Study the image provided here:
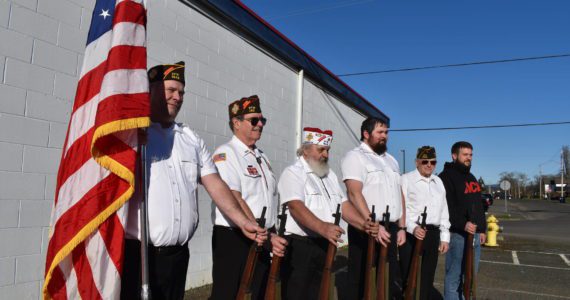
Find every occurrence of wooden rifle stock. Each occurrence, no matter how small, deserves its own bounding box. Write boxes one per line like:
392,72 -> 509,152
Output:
464,232 -> 475,300
236,207 -> 267,300
464,202 -> 477,300
265,204 -> 288,300
318,204 -> 342,300
376,205 -> 390,300
404,207 -> 428,300
363,205 -> 376,300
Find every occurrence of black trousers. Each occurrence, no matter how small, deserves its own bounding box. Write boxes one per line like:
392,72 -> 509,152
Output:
347,223 -> 404,300
399,227 -> 441,300
280,235 -> 329,300
121,239 -> 189,300
210,226 -> 270,300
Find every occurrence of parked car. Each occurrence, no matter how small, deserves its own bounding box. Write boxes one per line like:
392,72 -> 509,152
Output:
481,193 -> 493,212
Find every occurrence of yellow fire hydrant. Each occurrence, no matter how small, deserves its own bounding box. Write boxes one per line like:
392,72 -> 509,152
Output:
484,215 -> 501,247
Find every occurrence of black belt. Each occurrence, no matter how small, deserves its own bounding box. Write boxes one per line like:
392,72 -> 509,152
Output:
287,234 -> 326,242
126,239 -> 187,255
148,243 -> 187,255
425,224 -> 440,230
379,221 -> 399,228
214,224 -> 277,232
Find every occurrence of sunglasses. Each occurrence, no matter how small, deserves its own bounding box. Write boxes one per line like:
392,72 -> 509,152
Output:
420,160 -> 437,166
243,117 -> 267,127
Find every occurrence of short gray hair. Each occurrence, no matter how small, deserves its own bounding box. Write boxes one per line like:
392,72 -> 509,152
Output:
296,144 -> 312,157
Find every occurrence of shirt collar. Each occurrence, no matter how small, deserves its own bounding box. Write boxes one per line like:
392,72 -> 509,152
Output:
412,168 -> 436,183
150,122 -> 181,133
360,142 -> 385,157
299,156 -> 314,174
230,135 -> 257,157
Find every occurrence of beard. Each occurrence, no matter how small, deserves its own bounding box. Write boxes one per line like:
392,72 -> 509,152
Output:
371,141 -> 387,155
307,157 -> 330,178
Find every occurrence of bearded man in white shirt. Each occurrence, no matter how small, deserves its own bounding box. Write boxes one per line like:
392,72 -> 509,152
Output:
400,146 -> 450,300
278,127 -> 376,300
341,117 -> 407,299
121,62 -> 267,300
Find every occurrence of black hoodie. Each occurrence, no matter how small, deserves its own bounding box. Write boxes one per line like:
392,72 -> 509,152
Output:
439,161 -> 487,234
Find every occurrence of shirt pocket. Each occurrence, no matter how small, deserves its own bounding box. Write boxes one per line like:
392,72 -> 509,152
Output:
180,153 -> 199,191
242,165 -> 263,197
365,163 -> 384,185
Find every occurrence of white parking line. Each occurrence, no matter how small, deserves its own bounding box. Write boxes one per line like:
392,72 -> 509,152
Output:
481,259 -> 570,271
499,249 -> 570,256
511,251 -> 520,265
560,254 -> 570,267
433,282 -> 570,299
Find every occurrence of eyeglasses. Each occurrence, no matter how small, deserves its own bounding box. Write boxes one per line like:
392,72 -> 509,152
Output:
243,117 -> 267,127
420,160 -> 437,166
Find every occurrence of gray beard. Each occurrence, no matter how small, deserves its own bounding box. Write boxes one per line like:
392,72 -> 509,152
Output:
307,158 -> 330,178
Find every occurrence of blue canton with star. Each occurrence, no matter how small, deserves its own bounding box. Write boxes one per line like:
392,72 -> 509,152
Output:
86,0 -> 116,45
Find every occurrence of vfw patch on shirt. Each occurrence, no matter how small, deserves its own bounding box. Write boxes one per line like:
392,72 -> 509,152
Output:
247,165 -> 259,176
213,153 -> 226,163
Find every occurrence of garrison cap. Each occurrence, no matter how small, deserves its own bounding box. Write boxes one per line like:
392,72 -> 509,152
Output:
148,61 -> 185,84
416,146 -> 436,159
228,95 -> 262,118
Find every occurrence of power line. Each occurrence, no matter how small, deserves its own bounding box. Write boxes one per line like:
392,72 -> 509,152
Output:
391,121 -> 570,132
337,53 -> 570,77
266,0 -> 374,21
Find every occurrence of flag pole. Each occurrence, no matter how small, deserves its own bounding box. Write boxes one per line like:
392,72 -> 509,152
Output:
138,129 -> 152,300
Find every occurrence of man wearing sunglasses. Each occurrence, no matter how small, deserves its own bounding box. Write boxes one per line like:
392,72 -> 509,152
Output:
210,95 -> 287,299
439,141 -> 486,300
399,146 -> 450,300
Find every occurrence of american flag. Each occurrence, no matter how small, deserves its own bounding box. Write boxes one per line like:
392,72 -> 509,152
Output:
43,0 -> 150,298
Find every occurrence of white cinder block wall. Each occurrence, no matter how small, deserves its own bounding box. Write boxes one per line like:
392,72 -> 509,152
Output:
0,0 -> 377,298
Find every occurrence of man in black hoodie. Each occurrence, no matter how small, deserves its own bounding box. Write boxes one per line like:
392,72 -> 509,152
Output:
439,141 -> 486,300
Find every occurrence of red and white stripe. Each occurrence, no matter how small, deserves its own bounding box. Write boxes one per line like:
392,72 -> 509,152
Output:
44,1 -> 149,299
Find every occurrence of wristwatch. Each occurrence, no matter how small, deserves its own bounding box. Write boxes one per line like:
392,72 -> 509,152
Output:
399,226 -> 407,231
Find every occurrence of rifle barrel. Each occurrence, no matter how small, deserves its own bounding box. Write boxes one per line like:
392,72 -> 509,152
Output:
317,204 -> 342,300
236,207 -> 267,300
363,205 -> 376,300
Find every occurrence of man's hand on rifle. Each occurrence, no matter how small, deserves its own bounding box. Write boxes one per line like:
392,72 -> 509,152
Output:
241,220 -> 268,246
397,229 -> 406,246
413,226 -> 426,240
269,233 -> 288,257
363,219 -> 379,237
464,221 -> 477,235
479,233 -> 486,244
438,241 -> 449,254
320,222 -> 344,247
376,226 -> 391,247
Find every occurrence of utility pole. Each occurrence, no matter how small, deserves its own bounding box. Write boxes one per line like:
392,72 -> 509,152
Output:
562,149 -> 566,200
539,165 -> 543,200
400,149 -> 406,174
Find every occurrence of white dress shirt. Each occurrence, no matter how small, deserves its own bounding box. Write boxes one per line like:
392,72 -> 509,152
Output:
212,135 -> 277,228
401,169 -> 451,243
126,123 -> 217,247
278,157 -> 347,237
341,142 -> 402,222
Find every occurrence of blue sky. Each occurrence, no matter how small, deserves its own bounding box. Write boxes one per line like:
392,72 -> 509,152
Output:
243,0 -> 570,184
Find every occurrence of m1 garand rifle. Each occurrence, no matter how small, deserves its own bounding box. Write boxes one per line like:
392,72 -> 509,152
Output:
265,204 -> 288,300
376,205 -> 390,300
318,204 -> 342,300
236,206 -> 267,300
464,208 -> 477,300
404,206 -> 427,300
363,205 -> 376,300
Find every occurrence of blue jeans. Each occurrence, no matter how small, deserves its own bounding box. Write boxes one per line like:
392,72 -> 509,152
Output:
444,232 -> 481,300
